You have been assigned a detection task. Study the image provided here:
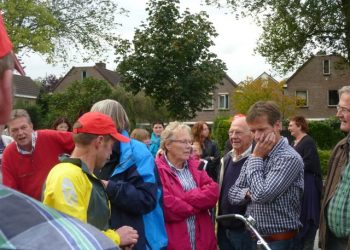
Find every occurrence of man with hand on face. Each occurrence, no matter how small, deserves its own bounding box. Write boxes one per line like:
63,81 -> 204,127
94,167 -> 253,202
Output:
217,114 -> 254,250
43,112 -> 139,248
228,101 -> 304,250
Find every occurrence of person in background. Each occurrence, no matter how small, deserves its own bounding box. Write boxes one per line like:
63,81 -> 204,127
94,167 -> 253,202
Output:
149,121 -> 164,157
217,114 -> 254,250
130,128 -> 150,147
0,12 -> 25,124
320,86 -> 350,250
0,124 -> 13,183
91,99 -> 168,250
156,121 -> 219,250
288,116 -> 322,250
192,121 -> 220,182
43,111 -> 139,248
229,101 -> 304,250
2,109 -> 74,200
191,141 -> 208,171
52,117 -> 72,132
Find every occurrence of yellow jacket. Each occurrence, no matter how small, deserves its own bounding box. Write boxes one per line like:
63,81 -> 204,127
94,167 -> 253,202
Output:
43,158 -> 120,245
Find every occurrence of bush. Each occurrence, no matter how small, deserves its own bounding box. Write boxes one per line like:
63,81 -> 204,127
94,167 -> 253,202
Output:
308,119 -> 345,150
318,149 -> 331,178
212,116 -> 231,153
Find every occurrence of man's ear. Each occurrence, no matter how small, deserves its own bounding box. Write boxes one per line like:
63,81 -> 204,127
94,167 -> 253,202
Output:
94,135 -> 104,148
274,120 -> 282,131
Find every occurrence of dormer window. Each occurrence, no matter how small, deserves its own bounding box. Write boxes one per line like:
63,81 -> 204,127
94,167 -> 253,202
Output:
323,59 -> 330,75
81,71 -> 87,80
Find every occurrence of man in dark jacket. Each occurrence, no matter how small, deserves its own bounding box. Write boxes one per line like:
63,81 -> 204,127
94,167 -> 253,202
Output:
320,86 -> 350,250
217,115 -> 254,250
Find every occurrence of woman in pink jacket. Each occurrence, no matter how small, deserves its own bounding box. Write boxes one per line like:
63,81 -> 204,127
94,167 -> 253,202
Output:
155,121 -> 219,250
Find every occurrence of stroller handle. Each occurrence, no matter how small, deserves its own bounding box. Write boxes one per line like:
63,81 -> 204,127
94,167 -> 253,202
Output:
216,214 -> 272,250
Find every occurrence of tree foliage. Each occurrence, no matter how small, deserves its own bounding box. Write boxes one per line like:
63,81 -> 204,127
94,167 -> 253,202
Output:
117,0 -> 226,120
206,0 -> 349,74
42,77 -> 113,127
35,78 -> 169,129
232,77 -> 297,119
1,0 -> 123,63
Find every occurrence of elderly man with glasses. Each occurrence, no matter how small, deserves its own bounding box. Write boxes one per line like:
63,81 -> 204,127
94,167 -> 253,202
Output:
320,86 -> 350,250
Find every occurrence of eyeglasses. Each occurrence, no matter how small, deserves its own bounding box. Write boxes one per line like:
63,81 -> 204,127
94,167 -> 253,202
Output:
228,130 -> 242,136
171,139 -> 193,145
336,105 -> 350,114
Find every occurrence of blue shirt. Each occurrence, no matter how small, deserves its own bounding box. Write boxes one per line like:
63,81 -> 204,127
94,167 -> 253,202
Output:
228,137 -> 304,234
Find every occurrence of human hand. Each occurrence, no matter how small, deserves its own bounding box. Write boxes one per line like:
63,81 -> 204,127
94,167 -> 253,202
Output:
245,191 -> 252,200
101,180 -> 109,189
252,132 -> 276,158
116,226 -> 138,247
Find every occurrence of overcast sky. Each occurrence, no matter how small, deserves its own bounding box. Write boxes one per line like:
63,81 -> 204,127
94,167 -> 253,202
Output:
20,0 -> 281,83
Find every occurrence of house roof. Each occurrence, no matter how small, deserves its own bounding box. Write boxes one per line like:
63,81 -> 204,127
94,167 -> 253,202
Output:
286,54 -> 345,85
13,74 -> 40,98
254,72 -> 279,84
223,73 -> 237,87
54,63 -> 121,91
93,64 -> 121,87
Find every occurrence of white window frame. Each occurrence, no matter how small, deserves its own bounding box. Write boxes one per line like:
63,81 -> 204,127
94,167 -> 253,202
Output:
203,93 -> 214,111
323,59 -> 330,75
328,90 -> 338,106
296,90 -> 308,107
81,71 -> 87,80
218,93 -> 229,110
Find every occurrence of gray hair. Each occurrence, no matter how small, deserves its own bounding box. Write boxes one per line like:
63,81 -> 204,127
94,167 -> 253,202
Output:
160,121 -> 192,151
338,86 -> 350,97
90,99 -> 130,132
8,109 -> 31,125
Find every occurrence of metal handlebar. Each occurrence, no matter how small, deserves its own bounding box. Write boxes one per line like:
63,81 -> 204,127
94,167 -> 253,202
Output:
216,214 -> 271,250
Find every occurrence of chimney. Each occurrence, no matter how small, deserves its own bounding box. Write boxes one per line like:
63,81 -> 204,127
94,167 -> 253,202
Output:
95,62 -> 106,69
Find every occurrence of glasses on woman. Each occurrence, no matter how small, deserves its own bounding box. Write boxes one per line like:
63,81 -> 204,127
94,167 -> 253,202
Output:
171,139 -> 193,145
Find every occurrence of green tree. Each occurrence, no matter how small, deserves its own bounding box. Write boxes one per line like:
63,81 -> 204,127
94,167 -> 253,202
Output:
232,77 -> 297,119
117,0 -> 226,120
206,0 -> 350,74
43,77 -> 113,127
110,86 -> 170,129
2,0 -> 124,63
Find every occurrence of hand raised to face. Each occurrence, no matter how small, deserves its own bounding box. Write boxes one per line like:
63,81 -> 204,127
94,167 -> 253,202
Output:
252,132 -> 276,158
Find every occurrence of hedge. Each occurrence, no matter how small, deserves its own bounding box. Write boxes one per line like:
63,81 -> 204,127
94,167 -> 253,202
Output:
212,116 -> 231,153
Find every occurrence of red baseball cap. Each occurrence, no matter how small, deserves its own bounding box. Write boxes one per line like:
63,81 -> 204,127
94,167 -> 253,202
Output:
73,112 -> 130,143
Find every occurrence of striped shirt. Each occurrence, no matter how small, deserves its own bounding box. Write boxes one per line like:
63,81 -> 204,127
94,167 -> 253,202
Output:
165,154 -> 197,250
16,131 -> 37,154
327,147 -> 350,238
228,137 -> 304,235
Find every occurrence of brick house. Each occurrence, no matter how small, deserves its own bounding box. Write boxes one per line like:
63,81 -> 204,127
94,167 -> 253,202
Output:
190,74 -> 237,124
285,54 -> 350,119
53,62 -> 121,92
13,74 -> 40,105
54,62 -> 237,123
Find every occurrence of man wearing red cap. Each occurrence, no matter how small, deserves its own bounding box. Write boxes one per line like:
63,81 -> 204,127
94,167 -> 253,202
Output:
43,112 -> 139,248
0,12 -> 25,124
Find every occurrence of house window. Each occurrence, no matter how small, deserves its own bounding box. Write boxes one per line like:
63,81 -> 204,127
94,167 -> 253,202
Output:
203,93 -> 214,110
81,71 -> 87,80
328,90 -> 338,106
323,59 -> 330,75
218,93 -> 229,110
296,91 -> 308,107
